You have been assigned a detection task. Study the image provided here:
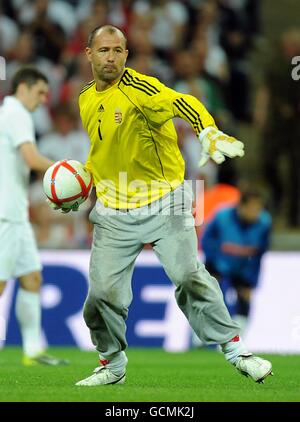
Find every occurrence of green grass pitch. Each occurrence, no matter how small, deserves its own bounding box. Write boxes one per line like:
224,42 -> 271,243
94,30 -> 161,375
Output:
0,347 -> 299,402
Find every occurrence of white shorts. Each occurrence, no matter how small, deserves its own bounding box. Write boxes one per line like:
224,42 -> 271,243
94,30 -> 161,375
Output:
0,220 -> 42,280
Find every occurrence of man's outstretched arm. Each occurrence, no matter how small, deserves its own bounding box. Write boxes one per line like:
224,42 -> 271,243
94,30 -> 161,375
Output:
140,85 -> 244,166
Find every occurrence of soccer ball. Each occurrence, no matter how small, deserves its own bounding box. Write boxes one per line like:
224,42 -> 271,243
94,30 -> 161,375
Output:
43,159 -> 93,209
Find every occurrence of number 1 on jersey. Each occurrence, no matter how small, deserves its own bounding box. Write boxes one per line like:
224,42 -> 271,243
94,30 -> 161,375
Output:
98,119 -> 103,141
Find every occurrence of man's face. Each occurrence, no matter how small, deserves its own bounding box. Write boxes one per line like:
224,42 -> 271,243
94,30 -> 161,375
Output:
85,30 -> 128,84
238,199 -> 263,223
22,80 -> 49,111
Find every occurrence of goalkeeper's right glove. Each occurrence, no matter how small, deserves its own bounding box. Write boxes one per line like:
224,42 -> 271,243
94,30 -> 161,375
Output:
46,198 -> 79,214
198,126 -> 244,167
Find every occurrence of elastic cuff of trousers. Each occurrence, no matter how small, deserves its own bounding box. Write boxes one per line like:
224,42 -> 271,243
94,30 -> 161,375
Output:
99,351 -> 128,376
221,336 -> 248,365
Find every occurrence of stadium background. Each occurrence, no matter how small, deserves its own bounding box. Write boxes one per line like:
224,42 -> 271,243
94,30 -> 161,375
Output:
1,0 -> 300,402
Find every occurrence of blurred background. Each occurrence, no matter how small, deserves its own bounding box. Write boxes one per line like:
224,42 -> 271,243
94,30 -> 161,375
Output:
1,0 -> 300,353
1,0 -> 300,248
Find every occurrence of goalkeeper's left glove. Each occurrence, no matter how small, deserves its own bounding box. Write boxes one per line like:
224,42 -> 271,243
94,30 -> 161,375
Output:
46,198 -> 79,214
198,126 -> 244,167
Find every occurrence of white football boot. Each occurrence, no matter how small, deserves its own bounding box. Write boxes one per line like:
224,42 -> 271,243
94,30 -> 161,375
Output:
234,353 -> 273,383
75,366 -> 126,386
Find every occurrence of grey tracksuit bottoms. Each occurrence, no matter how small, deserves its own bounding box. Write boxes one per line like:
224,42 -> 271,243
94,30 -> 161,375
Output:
83,182 -> 239,363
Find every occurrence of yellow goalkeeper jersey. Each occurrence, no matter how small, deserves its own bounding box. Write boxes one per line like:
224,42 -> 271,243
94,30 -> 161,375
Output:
79,67 -> 216,209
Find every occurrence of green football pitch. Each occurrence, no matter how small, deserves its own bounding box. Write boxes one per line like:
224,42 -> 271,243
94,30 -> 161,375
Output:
0,347 -> 299,402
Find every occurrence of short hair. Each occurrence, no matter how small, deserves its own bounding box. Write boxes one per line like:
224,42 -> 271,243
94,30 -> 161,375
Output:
239,186 -> 265,205
87,25 -> 127,48
11,66 -> 48,94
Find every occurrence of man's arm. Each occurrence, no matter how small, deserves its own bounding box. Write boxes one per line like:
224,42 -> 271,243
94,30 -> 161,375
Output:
19,142 -> 53,172
19,143 -> 75,212
201,217 -> 220,260
139,83 -> 244,165
84,154 -> 92,174
258,217 -> 272,255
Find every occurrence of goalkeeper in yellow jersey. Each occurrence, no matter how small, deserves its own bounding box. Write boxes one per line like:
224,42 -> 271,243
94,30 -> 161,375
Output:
63,25 -> 272,385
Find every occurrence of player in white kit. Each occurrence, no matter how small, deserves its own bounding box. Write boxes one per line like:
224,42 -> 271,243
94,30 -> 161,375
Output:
0,66 -> 68,365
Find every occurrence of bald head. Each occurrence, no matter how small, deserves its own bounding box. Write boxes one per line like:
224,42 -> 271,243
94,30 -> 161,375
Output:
88,25 -> 127,49
85,25 -> 128,90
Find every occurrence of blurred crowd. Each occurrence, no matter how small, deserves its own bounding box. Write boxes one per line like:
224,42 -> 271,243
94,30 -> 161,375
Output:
1,0 -> 300,248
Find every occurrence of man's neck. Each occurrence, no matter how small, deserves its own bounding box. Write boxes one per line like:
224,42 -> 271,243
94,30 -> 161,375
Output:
96,76 -> 121,92
14,94 -> 27,110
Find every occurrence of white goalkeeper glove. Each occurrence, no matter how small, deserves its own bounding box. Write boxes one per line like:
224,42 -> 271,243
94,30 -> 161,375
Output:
46,198 -> 79,214
198,126 -> 244,167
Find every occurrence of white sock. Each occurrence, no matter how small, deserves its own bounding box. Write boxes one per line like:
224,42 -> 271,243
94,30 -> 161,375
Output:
99,351 -> 128,376
221,335 -> 249,365
15,288 -> 43,357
